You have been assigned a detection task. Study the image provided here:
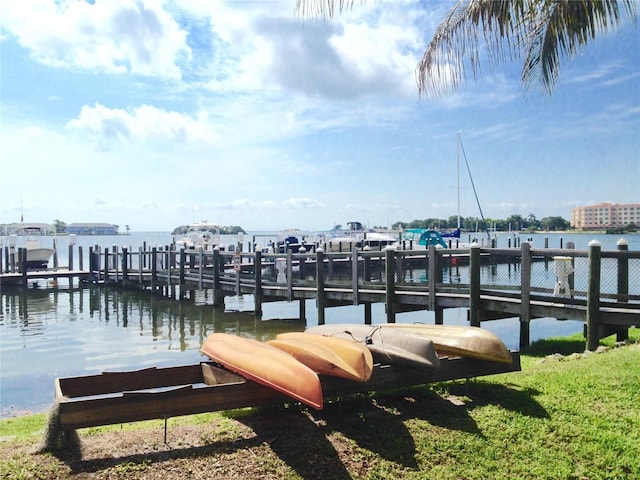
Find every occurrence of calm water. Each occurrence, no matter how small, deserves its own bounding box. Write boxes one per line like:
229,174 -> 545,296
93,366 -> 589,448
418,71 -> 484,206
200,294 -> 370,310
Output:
1,231 -> 637,418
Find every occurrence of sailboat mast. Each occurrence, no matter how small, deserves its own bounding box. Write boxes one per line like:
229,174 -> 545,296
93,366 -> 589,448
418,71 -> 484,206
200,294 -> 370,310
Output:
456,133 -> 461,230
459,134 -> 490,240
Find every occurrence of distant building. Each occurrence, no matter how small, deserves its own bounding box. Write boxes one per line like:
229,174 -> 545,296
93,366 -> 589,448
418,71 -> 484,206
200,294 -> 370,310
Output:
1,223 -> 54,235
570,203 -> 640,230
66,223 -> 119,235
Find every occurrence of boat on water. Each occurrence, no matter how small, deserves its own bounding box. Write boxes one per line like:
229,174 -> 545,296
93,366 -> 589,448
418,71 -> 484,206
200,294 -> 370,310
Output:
403,228 -> 452,248
268,332 -> 374,382
322,221 -> 398,252
9,225 -> 55,270
174,221 -> 229,251
275,229 -> 315,253
305,324 -> 440,370
200,333 -> 323,410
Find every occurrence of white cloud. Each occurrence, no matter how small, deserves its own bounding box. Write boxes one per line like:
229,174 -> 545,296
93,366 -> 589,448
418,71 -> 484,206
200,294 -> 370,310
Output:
67,103 -> 216,143
0,0 -> 189,78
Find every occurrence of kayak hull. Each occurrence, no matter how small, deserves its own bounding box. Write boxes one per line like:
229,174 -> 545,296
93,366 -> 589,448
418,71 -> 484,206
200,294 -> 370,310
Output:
269,332 -> 373,382
305,324 -> 440,370
384,323 -> 513,363
200,333 -> 323,410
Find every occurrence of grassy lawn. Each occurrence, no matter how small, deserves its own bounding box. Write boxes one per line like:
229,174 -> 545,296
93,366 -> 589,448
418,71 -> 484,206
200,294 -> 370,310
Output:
1,330 -> 638,479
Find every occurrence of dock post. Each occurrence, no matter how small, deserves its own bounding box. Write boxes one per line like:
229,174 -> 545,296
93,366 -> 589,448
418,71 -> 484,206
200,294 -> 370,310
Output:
198,247 -> 204,291
299,249 -> 307,280
88,246 -> 94,282
566,241 -> 575,296
617,239 -> 629,303
435,308 -> 444,325
20,248 -> 28,287
613,239 -> 630,342
143,242 -> 147,269
113,245 -> 119,284
78,246 -> 83,272
316,249 -> 326,325
385,246 -> 396,323
53,238 -> 58,270
122,247 -> 129,287
179,248 -> 186,300
287,250 -> 293,301
254,250 -> 263,317
151,247 -> 158,292
428,246 -> 437,311
352,247 -> 359,306
519,242 -> 532,347
586,240 -> 602,351
68,243 -> 74,272
299,298 -> 306,321
212,248 -> 223,307
104,248 -> 109,284
364,303 -> 372,325
469,243 -> 480,327
363,253 -> 371,283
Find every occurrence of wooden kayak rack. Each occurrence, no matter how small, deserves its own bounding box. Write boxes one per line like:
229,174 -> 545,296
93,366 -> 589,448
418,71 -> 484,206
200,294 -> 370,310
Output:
53,352 -> 521,432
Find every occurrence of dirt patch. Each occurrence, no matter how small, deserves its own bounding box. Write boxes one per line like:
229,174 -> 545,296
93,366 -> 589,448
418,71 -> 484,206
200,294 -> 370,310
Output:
1,393 -> 436,479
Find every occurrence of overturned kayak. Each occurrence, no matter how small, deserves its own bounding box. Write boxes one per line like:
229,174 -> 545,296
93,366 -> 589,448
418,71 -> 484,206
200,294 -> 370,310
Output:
383,323 -> 512,364
200,333 -> 323,410
305,324 -> 440,370
268,332 -> 374,382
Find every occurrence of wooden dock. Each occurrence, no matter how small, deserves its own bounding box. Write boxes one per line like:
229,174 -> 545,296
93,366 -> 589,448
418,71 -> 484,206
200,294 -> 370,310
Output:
3,241 -> 639,351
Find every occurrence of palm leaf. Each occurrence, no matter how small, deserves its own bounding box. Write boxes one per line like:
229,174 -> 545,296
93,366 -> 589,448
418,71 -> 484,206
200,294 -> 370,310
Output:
296,0 -> 636,97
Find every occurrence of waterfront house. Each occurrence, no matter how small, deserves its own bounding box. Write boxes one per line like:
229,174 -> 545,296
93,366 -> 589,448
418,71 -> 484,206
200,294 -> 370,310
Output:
66,223 -> 119,235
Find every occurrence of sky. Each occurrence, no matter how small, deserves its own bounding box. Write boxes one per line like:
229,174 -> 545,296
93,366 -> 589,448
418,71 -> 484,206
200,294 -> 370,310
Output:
1,0 -> 638,233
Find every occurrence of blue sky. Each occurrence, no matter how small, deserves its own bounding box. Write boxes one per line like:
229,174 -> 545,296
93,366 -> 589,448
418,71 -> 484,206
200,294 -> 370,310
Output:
1,0 -> 638,232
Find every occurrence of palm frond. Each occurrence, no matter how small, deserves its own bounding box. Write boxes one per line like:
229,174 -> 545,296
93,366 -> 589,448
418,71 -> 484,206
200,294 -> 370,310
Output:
420,0 -> 636,98
295,0 -> 361,19
522,0 -> 635,95
417,0 -> 530,98
295,0 -> 636,97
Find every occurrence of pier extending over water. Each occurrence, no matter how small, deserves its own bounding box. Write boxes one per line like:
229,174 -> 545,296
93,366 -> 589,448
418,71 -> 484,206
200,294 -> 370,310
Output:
2,240 -> 638,350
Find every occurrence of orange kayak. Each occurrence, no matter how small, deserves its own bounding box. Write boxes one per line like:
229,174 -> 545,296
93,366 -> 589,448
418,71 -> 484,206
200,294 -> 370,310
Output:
268,332 -> 373,382
200,333 -> 323,410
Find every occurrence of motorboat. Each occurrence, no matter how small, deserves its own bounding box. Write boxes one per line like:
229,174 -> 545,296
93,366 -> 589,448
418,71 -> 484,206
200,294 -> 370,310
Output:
322,221 -> 398,252
9,226 -> 55,270
174,221 -> 226,251
275,229 -> 315,253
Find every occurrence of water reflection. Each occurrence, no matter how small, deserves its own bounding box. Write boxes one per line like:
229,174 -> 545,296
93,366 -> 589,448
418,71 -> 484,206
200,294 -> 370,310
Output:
0,285 -> 305,417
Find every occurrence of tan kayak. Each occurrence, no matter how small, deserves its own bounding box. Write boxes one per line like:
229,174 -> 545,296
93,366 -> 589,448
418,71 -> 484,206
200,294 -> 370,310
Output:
268,332 -> 373,382
373,323 -> 512,364
200,333 -> 323,410
305,324 -> 440,370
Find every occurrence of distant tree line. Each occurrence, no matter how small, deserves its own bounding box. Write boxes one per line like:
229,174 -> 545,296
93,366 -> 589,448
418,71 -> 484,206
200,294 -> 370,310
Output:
390,214 -> 571,233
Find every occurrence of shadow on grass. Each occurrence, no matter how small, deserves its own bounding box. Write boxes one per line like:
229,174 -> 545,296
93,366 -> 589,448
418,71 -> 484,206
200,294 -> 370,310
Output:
57,384 -> 546,479
63,434 -> 271,475
237,391 -> 477,479
445,381 -> 549,419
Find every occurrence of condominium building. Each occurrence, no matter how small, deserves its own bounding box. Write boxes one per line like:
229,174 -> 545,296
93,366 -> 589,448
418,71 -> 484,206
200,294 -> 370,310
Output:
570,202 -> 640,230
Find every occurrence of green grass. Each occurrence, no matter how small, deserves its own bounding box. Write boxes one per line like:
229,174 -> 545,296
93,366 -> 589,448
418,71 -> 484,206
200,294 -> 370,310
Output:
1,329 -> 639,479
